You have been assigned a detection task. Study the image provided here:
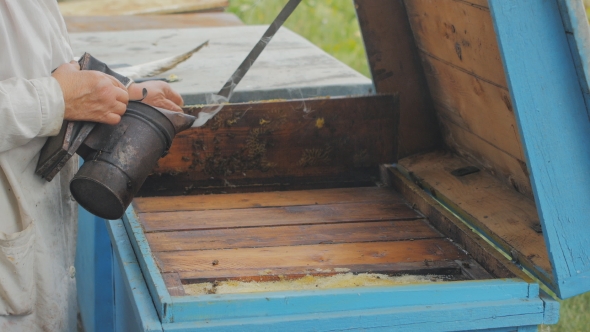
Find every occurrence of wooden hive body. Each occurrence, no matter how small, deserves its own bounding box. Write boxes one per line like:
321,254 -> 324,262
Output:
102,0 -> 590,330
355,0 -> 590,300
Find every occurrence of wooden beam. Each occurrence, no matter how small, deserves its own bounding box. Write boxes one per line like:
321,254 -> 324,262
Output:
133,186 -> 404,213
355,0 -> 441,159
382,165 -> 527,280
146,220 -> 443,252
139,201 -> 422,233
154,239 -> 468,274
141,95 -> 398,195
397,151 -> 551,283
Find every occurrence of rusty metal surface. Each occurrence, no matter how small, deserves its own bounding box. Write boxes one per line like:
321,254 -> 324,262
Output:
64,13 -> 243,32
71,101 -> 196,219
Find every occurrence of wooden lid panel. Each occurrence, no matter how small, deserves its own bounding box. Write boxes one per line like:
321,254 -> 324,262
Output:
135,187 -> 491,294
133,186 -> 404,213
139,95 -> 399,195
155,240 -> 468,277
398,151 -> 550,285
355,0 -> 531,197
146,220 -> 442,252
139,201 -> 422,232
403,0 -> 531,197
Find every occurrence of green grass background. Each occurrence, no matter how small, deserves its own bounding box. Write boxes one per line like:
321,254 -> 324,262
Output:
227,1 -> 590,330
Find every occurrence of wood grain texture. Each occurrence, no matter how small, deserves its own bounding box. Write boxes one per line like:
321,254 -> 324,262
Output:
397,151 -> 551,280
403,0 -> 530,198
178,260 -> 463,282
456,259 -> 494,280
405,0 -> 507,87
162,273 -> 185,297
438,118 -> 532,197
154,239 -> 467,274
382,165 -> 522,280
455,0 -> 489,8
133,187 -> 403,213
146,220 -> 442,252
355,0 -> 441,159
64,13 -> 243,32
59,0 -> 228,16
139,201 -> 422,233
490,0 -> 590,299
421,54 -> 523,160
141,95 -> 398,195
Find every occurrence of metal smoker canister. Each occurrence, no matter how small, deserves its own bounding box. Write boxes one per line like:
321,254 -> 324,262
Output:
70,101 -> 196,220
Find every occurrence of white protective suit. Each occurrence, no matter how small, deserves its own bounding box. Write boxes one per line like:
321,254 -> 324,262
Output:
0,0 -> 78,331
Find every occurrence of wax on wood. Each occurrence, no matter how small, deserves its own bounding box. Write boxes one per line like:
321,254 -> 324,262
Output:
140,95 -> 399,195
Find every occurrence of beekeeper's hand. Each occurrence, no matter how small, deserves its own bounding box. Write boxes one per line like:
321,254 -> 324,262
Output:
128,81 -> 184,113
52,61 -> 129,125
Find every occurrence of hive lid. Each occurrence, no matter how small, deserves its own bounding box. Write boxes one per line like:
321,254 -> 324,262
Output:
355,0 -> 590,299
490,0 -> 590,299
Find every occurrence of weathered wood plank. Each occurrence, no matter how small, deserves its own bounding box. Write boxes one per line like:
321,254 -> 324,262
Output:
454,0 -> 489,8
438,116 -> 532,197
146,220 -> 442,252
397,151 -> 550,279
162,272 -> 186,297
139,174 -> 379,196
421,54 -> 523,160
139,201 -> 422,233
489,0 -> 590,299
154,239 -> 468,274
399,0 -> 531,199
163,95 -> 397,176
140,95 -> 398,194
64,13 -> 243,33
404,0 -> 508,87
59,0 -> 228,16
355,0 -> 441,159
381,165 -> 522,280
456,259 -> 494,280
133,187 -> 402,213
178,260 -> 463,283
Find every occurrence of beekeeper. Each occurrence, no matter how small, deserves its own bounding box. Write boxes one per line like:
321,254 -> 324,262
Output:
0,1 -> 184,330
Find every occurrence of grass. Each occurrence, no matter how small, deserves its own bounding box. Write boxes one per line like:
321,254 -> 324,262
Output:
553,293 -> 590,332
227,0 -> 370,77
228,1 -> 590,331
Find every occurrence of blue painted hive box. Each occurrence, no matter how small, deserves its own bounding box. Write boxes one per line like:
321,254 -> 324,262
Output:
95,1 -> 590,331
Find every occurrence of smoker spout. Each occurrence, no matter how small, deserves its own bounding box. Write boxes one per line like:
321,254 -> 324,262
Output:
155,107 -> 197,134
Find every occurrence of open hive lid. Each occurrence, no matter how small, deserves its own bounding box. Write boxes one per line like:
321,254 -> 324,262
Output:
355,0 -> 590,299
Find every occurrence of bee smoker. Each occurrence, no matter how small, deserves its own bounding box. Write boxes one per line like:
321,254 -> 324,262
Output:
37,0 -> 302,220
36,54 -> 196,220
70,102 -> 195,219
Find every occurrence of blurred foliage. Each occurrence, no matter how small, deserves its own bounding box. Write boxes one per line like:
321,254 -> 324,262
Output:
553,292 -> 590,332
227,0 -> 370,77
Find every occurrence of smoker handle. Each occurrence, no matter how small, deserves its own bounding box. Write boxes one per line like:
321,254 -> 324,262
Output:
78,53 -> 133,88
36,53 -> 131,182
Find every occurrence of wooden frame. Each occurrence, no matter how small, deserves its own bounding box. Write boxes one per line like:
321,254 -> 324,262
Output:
112,209 -> 555,330
354,0 -> 590,299
489,0 -> 590,298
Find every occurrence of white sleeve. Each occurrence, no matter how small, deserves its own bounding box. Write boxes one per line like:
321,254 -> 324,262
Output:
0,76 -> 65,153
